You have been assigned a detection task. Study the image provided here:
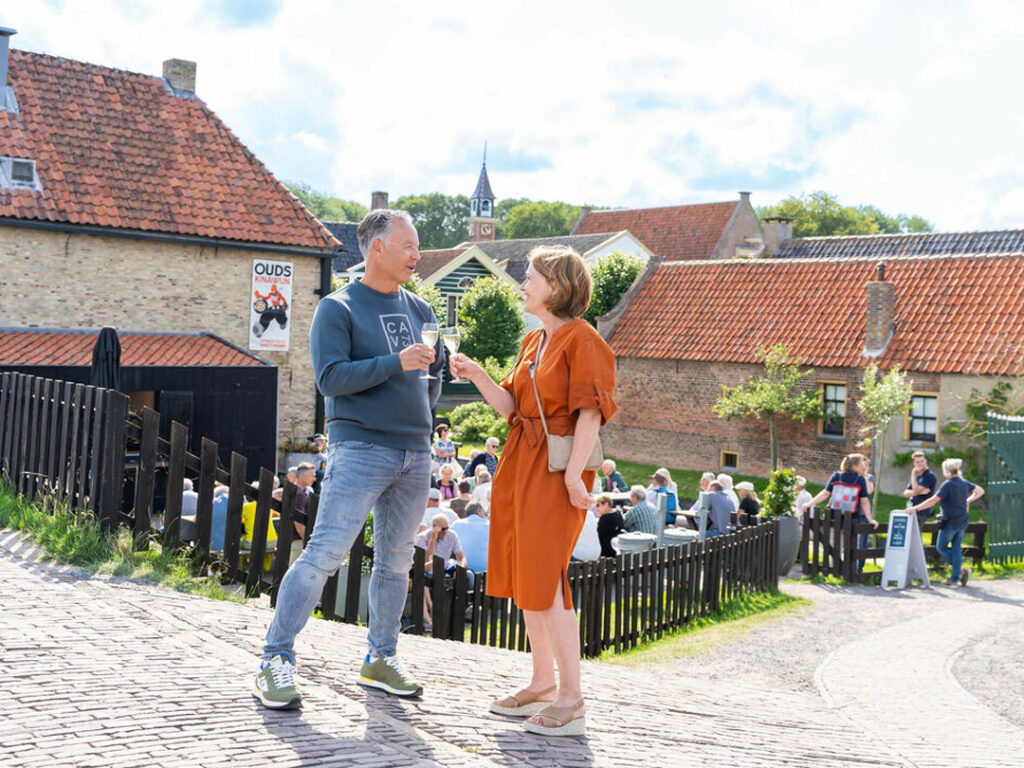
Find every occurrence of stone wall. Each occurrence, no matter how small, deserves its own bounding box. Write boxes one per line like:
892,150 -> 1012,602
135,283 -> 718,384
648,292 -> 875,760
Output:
0,226 -> 322,451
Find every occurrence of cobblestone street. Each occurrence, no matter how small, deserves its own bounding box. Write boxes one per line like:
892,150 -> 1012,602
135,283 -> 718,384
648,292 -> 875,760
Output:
2,528 -> 1022,768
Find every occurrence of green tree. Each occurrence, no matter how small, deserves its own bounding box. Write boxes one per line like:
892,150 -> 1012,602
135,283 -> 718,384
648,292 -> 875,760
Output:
712,344 -> 822,470
762,467 -> 798,517
284,182 -> 367,222
499,200 -> 582,240
394,193 -> 470,249
458,277 -> 524,362
402,276 -> 446,324
757,191 -> 933,238
583,250 -> 646,326
856,364 -> 914,510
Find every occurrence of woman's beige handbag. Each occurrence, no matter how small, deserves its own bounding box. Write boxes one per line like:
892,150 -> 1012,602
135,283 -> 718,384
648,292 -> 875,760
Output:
529,365 -> 603,473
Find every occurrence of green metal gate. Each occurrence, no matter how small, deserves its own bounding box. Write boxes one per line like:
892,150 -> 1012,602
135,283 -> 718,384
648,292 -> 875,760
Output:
987,413 -> 1024,563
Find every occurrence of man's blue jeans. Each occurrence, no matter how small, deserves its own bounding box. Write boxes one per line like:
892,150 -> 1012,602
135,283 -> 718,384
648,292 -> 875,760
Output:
264,440 -> 429,660
936,519 -> 969,582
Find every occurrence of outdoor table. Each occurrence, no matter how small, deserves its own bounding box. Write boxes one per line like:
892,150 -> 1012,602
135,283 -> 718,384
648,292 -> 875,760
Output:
606,492 -> 631,508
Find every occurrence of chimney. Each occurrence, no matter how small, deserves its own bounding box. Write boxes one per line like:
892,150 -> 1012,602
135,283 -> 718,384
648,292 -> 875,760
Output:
761,216 -> 793,257
0,26 -> 15,109
864,261 -> 895,357
162,58 -> 196,96
738,191 -> 751,204
370,191 -> 389,210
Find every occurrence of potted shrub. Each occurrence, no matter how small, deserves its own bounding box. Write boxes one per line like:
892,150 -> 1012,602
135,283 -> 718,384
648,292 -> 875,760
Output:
280,434 -> 315,470
762,468 -> 801,576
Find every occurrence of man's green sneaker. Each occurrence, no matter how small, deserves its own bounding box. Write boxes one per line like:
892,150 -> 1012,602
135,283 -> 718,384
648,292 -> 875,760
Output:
358,652 -> 422,697
253,655 -> 302,709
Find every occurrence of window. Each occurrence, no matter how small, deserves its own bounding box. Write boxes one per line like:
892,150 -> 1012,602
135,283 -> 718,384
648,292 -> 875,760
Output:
0,156 -> 40,191
481,199 -> 491,215
908,394 -> 938,442
470,199 -> 478,216
1,85 -> 18,114
820,383 -> 846,436
720,451 -> 738,472
457,276 -> 476,290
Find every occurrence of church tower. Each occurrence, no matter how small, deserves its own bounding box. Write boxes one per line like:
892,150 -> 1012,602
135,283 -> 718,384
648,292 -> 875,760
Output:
467,146 -> 496,242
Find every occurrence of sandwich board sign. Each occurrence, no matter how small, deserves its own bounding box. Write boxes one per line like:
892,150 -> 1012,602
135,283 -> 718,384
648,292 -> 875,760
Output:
880,511 -> 930,588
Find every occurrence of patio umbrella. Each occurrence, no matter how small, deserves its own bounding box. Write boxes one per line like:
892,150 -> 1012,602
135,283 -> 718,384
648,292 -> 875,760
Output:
89,326 -> 122,391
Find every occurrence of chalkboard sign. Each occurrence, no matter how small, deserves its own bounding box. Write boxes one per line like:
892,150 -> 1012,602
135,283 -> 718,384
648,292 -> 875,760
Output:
889,515 -> 908,548
881,512 -> 930,589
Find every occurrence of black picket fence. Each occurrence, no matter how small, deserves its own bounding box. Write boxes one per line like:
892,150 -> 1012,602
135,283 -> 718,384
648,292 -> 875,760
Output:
1,371 -> 780,659
798,509 -> 988,582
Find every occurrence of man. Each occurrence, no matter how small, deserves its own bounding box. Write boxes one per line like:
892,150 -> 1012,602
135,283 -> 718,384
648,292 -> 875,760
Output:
704,481 -> 735,537
310,434 -> 328,493
254,209 -> 443,709
292,462 -> 317,538
449,479 -> 473,518
903,451 -> 937,530
623,485 -> 660,536
465,436 -> 500,477
416,512 -> 466,572
450,500 -> 488,573
600,459 -> 628,493
419,487 -> 455,531
472,467 -> 492,512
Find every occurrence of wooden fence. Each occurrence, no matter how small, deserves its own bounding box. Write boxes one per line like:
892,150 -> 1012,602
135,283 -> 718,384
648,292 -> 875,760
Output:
0,373 -> 127,527
798,510 -> 988,582
1,371 -> 780,659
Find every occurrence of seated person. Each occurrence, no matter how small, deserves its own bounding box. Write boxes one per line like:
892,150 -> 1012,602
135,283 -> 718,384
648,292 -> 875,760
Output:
705,481 -> 735,537
419,487 -> 457,532
472,467 -> 493,512
735,481 -> 761,526
571,506 -> 601,561
600,460 -> 628,493
595,495 -> 624,557
433,424 -> 456,462
449,480 -> 473,518
717,473 -> 740,512
416,512 -> 467,630
645,468 -> 678,524
466,436 -> 500,477
450,500 -> 489,573
794,475 -> 814,520
209,482 -> 229,551
178,477 -> 199,541
310,433 -> 328,494
436,462 -> 460,501
623,485 -> 660,536
241,479 -> 278,570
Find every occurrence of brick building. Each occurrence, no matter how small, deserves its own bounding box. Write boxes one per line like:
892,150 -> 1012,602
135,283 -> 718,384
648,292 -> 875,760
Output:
599,252 -> 1024,495
0,32 -> 339,468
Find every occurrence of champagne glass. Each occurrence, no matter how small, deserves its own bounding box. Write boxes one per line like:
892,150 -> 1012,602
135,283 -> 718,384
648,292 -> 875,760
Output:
442,326 -> 465,382
419,322 -> 439,380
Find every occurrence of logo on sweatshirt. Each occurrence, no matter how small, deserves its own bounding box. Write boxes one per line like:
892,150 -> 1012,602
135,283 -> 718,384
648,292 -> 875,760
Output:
380,314 -> 414,353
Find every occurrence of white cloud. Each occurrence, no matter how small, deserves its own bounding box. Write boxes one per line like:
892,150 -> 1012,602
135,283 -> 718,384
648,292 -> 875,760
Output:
7,0 -> 1024,229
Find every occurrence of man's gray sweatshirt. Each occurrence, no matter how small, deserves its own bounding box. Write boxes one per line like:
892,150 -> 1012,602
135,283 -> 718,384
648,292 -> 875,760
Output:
310,280 -> 443,451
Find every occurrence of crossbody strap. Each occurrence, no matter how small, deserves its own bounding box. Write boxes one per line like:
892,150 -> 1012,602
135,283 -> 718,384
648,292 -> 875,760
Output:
528,363 -> 551,438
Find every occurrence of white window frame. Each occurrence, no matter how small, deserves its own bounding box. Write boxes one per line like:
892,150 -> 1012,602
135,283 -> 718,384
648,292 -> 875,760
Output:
0,156 -> 41,191
906,392 -> 939,442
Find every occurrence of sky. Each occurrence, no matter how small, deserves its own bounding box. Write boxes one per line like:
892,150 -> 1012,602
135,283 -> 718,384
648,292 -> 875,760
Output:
7,0 -> 1024,230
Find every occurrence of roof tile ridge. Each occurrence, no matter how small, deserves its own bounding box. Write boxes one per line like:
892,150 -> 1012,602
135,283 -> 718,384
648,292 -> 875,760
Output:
587,200 -> 738,215
659,251 -> 1024,267
788,227 -> 1024,243
12,48 -> 163,82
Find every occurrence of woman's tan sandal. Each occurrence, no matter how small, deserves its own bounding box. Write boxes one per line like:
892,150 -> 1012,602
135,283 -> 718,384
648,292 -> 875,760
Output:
522,699 -> 585,737
488,685 -> 557,717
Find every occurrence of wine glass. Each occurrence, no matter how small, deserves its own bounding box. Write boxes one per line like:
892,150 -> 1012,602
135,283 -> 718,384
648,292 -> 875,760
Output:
442,326 -> 465,382
419,322 -> 439,380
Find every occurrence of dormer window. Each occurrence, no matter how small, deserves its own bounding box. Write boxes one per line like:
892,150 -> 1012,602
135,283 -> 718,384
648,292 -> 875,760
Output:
0,157 -> 41,191
481,199 -> 491,216
1,85 -> 17,113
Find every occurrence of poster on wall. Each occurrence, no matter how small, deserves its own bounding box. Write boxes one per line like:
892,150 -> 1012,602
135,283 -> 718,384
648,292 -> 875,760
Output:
249,259 -> 293,351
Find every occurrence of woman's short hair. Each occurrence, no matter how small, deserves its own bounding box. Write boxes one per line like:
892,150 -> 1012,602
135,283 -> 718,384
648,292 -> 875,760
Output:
439,463 -> 455,476
527,245 -> 592,318
595,494 -> 613,507
841,453 -> 867,473
942,458 -> 963,476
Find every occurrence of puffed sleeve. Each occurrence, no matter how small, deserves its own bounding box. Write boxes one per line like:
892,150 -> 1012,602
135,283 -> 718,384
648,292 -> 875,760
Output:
566,326 -> 617,425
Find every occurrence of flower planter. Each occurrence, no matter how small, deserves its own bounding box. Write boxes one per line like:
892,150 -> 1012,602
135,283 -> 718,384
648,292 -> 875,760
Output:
776,515 -> 801,575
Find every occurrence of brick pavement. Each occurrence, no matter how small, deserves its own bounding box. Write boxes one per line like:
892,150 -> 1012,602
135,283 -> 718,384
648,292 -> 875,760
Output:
1,527 -> 1021,767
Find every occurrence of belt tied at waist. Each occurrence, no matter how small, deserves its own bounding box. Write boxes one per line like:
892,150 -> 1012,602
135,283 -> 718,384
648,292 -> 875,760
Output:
508,410 -> 575,448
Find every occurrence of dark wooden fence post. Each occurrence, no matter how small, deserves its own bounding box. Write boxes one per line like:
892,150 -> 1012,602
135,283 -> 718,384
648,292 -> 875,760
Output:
133,407 -> 159,550
96,390 -> 128,531
163,421 -> 188,550
224,452 -> 247,581
246,467 -> 275,597
194,438 -> 217,555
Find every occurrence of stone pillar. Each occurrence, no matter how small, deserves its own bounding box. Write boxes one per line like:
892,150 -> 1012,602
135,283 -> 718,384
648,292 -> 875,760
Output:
162,59 -> 196,96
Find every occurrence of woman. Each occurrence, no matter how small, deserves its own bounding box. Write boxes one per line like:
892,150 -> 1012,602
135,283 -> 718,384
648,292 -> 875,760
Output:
451,245 -> 615,737
436,462 -> 459,501
801,453 -> 880,572
594,495 -> 624,558
434,424 -> 456,462
735,481 -> 760,526
908,458 -> 984,586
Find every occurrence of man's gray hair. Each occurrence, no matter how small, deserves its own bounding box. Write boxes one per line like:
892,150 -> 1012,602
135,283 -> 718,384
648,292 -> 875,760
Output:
701,472 -> 716,484
356,209 -> 414,258
629,484 -> 646,502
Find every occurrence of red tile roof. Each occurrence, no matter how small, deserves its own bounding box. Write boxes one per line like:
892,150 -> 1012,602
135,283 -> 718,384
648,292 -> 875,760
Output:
0,50 -> 337,250
0,329 -> 267,367
415,248 -> 469,279
574,201 -> 738,260
608,254 -> 1024,376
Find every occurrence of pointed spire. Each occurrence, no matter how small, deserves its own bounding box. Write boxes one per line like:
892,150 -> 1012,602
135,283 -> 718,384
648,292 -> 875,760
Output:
470,143 -> 495,216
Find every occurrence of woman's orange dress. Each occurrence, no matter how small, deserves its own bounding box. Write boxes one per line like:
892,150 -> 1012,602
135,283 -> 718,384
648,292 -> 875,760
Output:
488,319 -> 617,611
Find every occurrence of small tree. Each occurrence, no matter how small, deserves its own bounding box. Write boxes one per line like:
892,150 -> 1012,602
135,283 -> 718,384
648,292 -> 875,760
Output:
458,277 -> 524,362
857,364 -> 913,510
402,276 -> 446,325
762,468 -> 797,517
583,250 -> 646,326
712,344 -> 821,470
